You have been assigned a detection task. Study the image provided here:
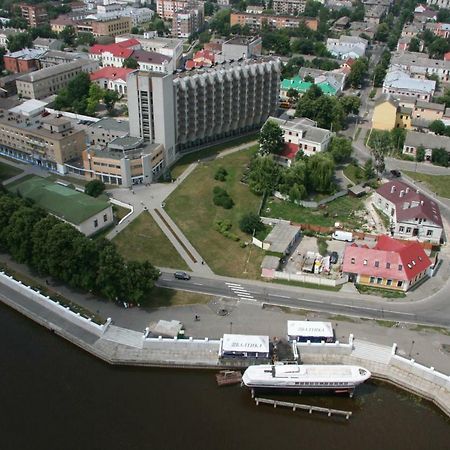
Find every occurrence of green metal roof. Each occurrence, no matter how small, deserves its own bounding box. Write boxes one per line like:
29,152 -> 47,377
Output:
8,176 -> 110,225
280,75 -> 337,96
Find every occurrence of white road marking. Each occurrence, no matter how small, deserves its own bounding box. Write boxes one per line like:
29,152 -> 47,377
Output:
225,283 -> 242,287
268,294 -> 291,299
193,283 -> 203,286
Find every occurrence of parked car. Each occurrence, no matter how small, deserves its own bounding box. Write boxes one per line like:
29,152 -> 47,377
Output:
330,251 -> 339,264
390,170 -> 401,178
174,271 -> 191,280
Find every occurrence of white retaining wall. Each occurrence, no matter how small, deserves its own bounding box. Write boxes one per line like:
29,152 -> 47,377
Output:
296,335 -> 354,355
0,271 -> 110,337
274,270 -> 349,287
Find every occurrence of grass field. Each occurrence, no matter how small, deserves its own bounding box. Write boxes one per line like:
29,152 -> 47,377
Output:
113,212 -> 189,270
143,287 -> 212,308
264,195 -> 366,229
356,284 -> 406,298
343,163 -> 364,184
0,161 -> 23,182
170,133 -> 259,179
404,171 -> 450,198
165,146 -> 265,278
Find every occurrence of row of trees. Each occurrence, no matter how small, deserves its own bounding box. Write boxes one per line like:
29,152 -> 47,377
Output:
367,128 -> 406,155
54,73 -> 120,116
0,190 -> 160,304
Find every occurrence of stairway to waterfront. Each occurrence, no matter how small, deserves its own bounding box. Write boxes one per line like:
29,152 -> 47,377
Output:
351,340 -> 392,364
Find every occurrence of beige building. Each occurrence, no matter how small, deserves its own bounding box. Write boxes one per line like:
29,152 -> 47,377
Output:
273,0 -> 306,15
91,16 -> 132,37
0,112 -> 86,174
16,59 -> 99,100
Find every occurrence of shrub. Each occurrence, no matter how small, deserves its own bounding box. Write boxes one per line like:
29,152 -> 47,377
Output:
214,166 -> 228,181
239,212 -> 264,234
213,186 -> 234,209
214,219 -> 240,241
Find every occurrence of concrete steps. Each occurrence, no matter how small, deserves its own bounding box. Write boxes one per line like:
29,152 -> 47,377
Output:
351,340 -> 391,364
103,325 -> 143,348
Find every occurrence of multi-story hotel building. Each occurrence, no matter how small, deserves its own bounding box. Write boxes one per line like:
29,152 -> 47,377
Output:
273,0 -> 306,15
0,111 -> 86,174
16,59 -> 99,99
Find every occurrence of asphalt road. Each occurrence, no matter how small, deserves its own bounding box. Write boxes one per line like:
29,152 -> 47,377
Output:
157,271 -> 450,328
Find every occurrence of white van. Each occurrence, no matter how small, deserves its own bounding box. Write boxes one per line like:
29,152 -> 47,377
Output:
332,230 -> 353,242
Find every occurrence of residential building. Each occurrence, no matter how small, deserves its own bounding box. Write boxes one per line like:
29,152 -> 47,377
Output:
230,12 -> 318,32
298,67 -> 346,93
89,39 -> 141,67
38,50 -> 90,68
402,24 -> 421,38
82,138 -> 165,186
0,111 -> 86,174
273,0 -> 306,15
133,50 -> 173,73
414,6 -> 437,24
0,73 -> 22,96
0,28 -> 23,48
364,4 -> 388,25
426,22 -> 450,38
267,116 -> 333,165
349,21 -> 377,39
391,51 -> 450,82
91,16 -> 132,37
115,34 -> 183,67
246,5 -> 265,13
16,59 -> 99,99
372,95 -> 412,130
90,67 -> 134,96
342,235 -> 432,292
427,0 -> 450,8
87,7 -> 154,27
216,36 -> 262,63
402,130 -> 450,161
3,48 -> 46,74
412,99 -> 445,123
397,36 -> 412,52
382,68 -> 435,102
326,36 -> 368,59
8,176 -> 113,236
127,57 -> 281,164
50,15 -> 78,33
33,37 -> 64,51
157,0 -> 189,19
280,75 -> 339,99
18,4 -> 48,27
373,180 -> 443,243
172,6 -> 204,39
87,117 -> 130,147
185,49 -> 216,69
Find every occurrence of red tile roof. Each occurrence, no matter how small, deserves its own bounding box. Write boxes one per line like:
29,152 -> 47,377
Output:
376,180 -> 442,227
132,50 -> 170,64
279,142 -> 299,160
90,67 -> 134,82
342,235 -> 432,281
444,51 -> 450,61
89,40 -> 140,58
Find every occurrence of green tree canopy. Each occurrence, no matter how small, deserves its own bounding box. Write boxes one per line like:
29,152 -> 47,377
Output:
259,120 -> 284,155
84,179 -> 105,197
239,212 -> 265,234
248,155 -> 281,195
328,137 -> 353,163
123,57 -> 139,69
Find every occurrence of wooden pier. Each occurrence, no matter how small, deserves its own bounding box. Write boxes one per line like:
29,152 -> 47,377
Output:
253,397 -> 352,419
216,370 -> 242,386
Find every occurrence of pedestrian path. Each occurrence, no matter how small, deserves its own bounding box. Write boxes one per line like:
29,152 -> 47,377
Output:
351,340 -> 392,364
225,282 -> 256,301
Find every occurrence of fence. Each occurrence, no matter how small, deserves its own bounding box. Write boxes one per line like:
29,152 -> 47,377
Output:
252,236 -> 270,250
273,270 -> 348,287
296,335 -> 354,355
273,190 -> 348,209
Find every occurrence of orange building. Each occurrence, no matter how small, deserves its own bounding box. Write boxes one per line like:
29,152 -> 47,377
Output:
230,12 -> 318,31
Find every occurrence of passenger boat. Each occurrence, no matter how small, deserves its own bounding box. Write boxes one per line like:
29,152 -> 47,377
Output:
242,364 -> 371,393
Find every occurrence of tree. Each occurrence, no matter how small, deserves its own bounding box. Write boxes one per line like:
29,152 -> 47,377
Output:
84,179 -> 105,197
431,147 -> 449,167
76,32 -> 95,47
340,96 -> 361,115
375,23 -> 389,42
390,127 -> 406,151
96,244 -> 127,301
248,155 -> 281,195
59,26 -> 76,46
86,83 -> 104,115
347,58 -> 368,88
372,148 -> 385,175
303,0 -> 322,17
103,90 -> 120,113
363,158 -> 375,180
286,88 -> 299,104
429,120 -> 446,135
125,260 -> 159,305
278,159 -> 308,200
239,212 -> 264,234
307,153 -> 335,193
198,31 -> 211,44
7,32 -> 33,52
429,37 -> 450,59
427,73 -> 440,91
328,137 -> 352,163
213,186 -> 234,209
54,73 -> 91,114
204,1 -> 216,16
123,57 -> 139,69
416,146 -> 425,162
408,37 -> 420,52
259,120 -> 284,155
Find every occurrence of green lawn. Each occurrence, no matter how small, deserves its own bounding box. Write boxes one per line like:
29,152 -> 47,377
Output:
113,212 -> 189,270
272,279 -> 342,292
113,204 -> 131,221
170,133 -> 259,179
142,286 -> 213,308
356,284 -> 406,298
0,161 -> 23,182
265,195 -> 367,229
165,146 -> 265,278
404,171 -> 450,198
343,163 -> 364,185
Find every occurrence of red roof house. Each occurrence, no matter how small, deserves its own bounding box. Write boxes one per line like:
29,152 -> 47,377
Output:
444,52 -> 450,61
342,235 -> 432,291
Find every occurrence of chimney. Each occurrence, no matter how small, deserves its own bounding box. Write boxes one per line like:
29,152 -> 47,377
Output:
400,190 -> 405,197
390,185 -> 396,194
405,187 -> 410,193
420,200 -> 424,205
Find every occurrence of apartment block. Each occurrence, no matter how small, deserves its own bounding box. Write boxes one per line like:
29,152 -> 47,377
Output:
157,0 -> 189,19
172,7 -> 204,38
16,59 -> 99,99
382,68 -> 436,102
0,111 -> 86,174
18,4 -> 48,27
273,0 -> 306,15
216,36 -> 262,63
391,51 -> 450,82
91,16 -> 132,37
427,0 -> 450,8
230,12 -> 318,31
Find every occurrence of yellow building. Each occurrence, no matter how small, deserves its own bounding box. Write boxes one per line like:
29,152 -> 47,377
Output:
371,95 -> 412,131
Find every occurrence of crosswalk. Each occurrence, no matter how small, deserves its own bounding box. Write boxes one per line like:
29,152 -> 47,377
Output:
225,282 -> 256,301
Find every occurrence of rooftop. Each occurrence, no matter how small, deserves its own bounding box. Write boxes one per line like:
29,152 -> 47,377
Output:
404,130 -> 450,152
133,49 -> 171,64
392,51 -> 450,70
116,34 -> 182,50
90,66 -> 134,82
223,36 -> 260,46
6,48 -> 46,60
269,116 -> 333,144
415,100 -> 445,112
376,179 -> 443,227
384,69 -> 436,94
8,176 -> 110,225
89,117 -> 129,133
17,59 -> 95,83
264,222 -> 300,254
280,75 -> 338,96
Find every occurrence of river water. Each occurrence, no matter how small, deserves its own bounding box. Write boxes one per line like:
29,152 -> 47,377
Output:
0,303 -> 449,450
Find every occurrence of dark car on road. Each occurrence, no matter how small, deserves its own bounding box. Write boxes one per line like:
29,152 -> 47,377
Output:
174,271 -> 191,280
330,251 -> 339,264
390,170 -> 401,177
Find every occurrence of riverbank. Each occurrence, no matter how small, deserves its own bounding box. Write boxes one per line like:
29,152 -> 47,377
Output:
0,270 -> 449,418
